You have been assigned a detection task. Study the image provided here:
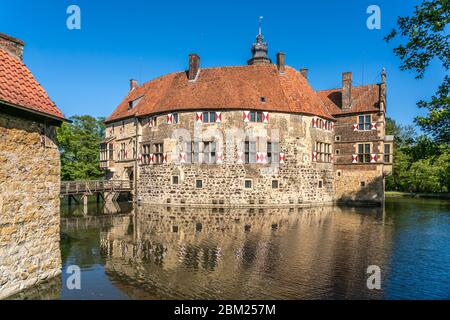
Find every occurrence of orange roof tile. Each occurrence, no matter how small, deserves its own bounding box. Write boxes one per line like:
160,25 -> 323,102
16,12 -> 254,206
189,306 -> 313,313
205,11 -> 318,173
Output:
0,48 -> 65,120
318,84 -> 381,116
106,64 -> 334,123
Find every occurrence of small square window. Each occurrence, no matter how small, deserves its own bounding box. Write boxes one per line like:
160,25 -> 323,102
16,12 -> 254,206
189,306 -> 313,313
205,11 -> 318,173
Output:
196,180 -> 203,188
260,96 -> 266,103
245,180 -> 253,189
272,180 -> 279,189
360,181 -> 366,187
335,135 -> 341,142
172,176 -> 179,185
318,180 -> 323,188
337,170 -> 342,177
335,149 -> 340,155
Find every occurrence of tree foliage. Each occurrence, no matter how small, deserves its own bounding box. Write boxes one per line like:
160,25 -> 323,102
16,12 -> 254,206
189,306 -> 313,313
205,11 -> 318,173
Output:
385,0 -> 450,144
385,117 -> 450,193
57,115 -> 105,181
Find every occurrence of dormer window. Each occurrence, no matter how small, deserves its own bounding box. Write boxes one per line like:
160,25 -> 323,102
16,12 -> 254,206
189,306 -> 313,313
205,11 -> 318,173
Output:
128,96 -> 144,110
260,96 -> 266,103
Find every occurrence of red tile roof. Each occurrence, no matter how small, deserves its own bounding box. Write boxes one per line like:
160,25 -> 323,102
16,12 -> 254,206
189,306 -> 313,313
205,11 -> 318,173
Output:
317,84 -> 381,116
106,64 -> 334,123
0,48 -> 65,120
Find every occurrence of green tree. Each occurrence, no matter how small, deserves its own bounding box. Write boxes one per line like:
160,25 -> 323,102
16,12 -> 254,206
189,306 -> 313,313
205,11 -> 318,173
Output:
385,0 -> 450,144
57,115 -> 105,181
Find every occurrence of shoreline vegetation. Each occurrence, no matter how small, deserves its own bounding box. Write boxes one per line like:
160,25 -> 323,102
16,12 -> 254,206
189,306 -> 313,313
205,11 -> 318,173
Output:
386,191 -> 450,200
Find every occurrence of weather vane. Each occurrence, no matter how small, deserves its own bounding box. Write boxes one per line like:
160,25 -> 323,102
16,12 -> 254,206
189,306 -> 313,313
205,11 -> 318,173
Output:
259,16 -> 264,35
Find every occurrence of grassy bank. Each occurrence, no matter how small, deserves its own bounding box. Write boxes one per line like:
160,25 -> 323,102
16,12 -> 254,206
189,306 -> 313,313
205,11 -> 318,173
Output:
386,191 -> 450,200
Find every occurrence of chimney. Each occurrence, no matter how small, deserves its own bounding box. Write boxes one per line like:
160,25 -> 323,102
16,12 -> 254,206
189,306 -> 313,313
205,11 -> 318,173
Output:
0,32 -> 25,60
276,52 -> 285,74
300,68 -> 308,79
342,72 -> 352,110
130,79 -> 138,91
188,53 -> 200,81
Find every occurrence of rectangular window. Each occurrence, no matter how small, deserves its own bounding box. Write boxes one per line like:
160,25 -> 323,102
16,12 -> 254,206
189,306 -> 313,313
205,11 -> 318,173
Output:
100,143 -> 107,161
249,111 -> 263,123
202,112 -> 216,123
267,141 -> 280,164
203,141 -> 216,164
335,135 -> 341,142
360,181 -> 366,187
154,143 -> 164,164
244,141 -> 257,164
272,180 -> 279,189
384,143 -> 392,163
196,179 -> 203,188
314,142 -> 332,163
142,144 -> 151,164
173,113 -> 179,124
245,179 -> 253,189
109,143 -> 114,160
358,114 -> 372,131
318,180 -> 323,188
148,117 -> 157,127
172,176 -> 179,185
358,143 -> 371,163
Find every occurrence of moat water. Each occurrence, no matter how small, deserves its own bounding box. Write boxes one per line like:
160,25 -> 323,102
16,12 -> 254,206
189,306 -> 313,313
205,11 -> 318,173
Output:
11,197 -> 450,300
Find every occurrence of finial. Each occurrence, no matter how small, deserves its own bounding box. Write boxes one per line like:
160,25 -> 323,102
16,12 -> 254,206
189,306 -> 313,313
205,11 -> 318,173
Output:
381,67 -> 386,83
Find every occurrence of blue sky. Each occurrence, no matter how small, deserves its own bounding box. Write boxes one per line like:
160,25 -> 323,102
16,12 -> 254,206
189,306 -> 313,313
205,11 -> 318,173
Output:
0,0 -> 446,126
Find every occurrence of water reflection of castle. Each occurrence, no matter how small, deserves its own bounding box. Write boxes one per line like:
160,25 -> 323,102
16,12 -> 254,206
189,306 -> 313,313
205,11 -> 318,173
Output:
99,205 -> 391,299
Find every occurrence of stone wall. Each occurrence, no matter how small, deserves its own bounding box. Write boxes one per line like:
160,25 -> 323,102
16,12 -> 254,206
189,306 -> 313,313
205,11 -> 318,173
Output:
0,113 -> 61,299
137,111 -> 335,206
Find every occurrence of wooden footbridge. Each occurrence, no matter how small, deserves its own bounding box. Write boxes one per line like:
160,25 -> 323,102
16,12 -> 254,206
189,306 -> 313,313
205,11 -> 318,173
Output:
60,180 -> 133,205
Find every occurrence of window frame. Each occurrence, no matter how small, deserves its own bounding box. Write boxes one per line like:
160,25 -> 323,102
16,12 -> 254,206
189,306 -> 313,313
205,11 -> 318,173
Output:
357,143 -> 372,163
244,179 -> 253,189
358,114 -> 372,131
153,143 -> 164,164
195,179 -> 203,189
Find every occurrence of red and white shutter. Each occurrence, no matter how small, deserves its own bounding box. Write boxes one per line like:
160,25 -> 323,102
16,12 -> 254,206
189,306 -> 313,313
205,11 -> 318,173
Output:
256,152 -> 267,164
371,122 -> 378,130
370,154 -> 377,163
196,112 -> 203,123
167,114 -> 173,124
237,152 -> 244,164
279,153 -> 285,164
179,152 -> 187,163
216,152 -> 223,164
330,154 -> 334,163
312,117 -> 318,128
312,151 -> 318,162
163,154 -> 168,163
352,154 -> 358,163
353,124 -> 359,131
330,122 -> 335,132
215,112 -> 222,123
243,111 -> 250,122
262,112 -> 269,123
149,154 -> 154,165
124,150 -> 128,159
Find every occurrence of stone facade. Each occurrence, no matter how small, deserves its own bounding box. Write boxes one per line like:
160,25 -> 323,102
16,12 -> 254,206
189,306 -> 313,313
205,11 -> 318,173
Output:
102,110 -> 335,206
0,113 -> 61,299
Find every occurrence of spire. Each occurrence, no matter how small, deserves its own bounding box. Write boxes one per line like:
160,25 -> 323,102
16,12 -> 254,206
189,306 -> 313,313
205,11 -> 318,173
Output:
247,16 -> 272,65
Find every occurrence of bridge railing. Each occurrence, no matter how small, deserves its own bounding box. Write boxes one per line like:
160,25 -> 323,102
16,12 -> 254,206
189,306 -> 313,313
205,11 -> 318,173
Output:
61,180 -> 133,195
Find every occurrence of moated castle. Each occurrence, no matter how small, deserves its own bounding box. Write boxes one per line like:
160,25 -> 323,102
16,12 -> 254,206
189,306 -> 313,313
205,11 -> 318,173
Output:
102,30 -> 393,206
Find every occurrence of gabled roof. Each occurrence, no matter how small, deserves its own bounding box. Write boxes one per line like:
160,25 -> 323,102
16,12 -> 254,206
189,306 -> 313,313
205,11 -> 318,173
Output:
0,48 -> 66,121
106,64 -> 334,123
317,84 -> 381,116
